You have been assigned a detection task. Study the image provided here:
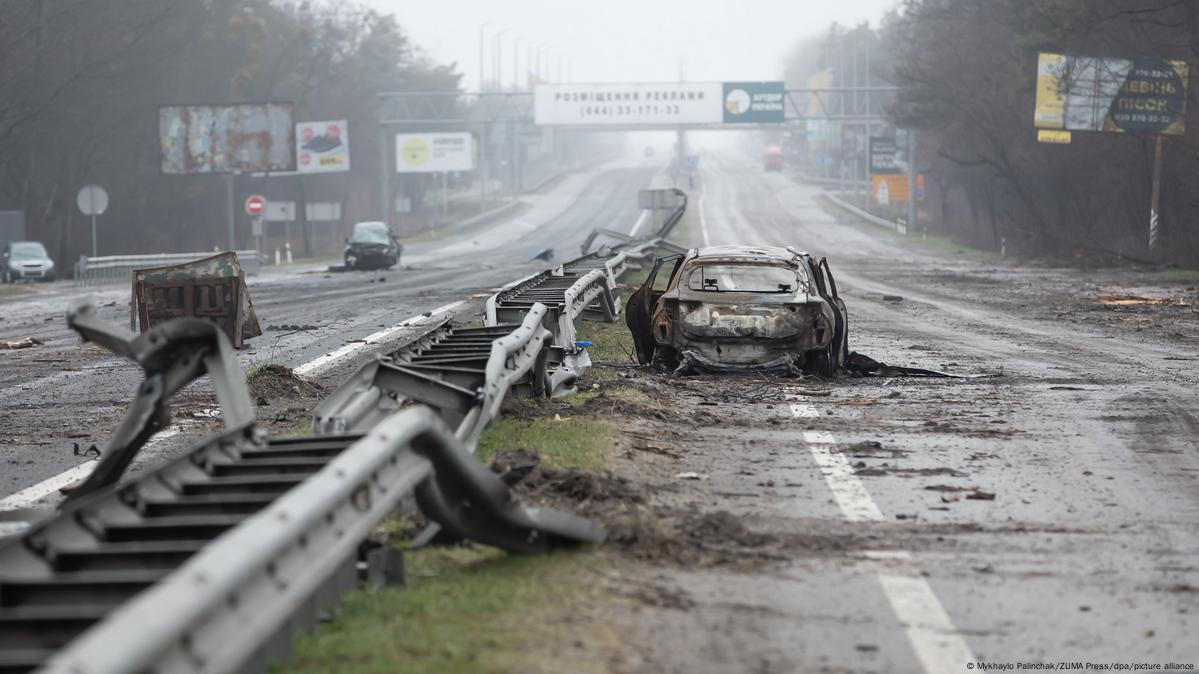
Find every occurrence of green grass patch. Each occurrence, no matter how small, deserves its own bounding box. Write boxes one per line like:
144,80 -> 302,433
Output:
578,318 -> 636,364
815,193 -> 994,261
475,416 -> 615,472
0,285 -> 31,297
276,546 -> 613,674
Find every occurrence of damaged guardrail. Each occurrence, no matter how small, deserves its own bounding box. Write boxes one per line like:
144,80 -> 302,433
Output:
313,306 -> 555,450
0,304 -> 603,674
74,250 -> 267,287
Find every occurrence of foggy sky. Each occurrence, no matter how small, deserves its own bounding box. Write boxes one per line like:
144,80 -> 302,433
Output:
364,0 -> 899,88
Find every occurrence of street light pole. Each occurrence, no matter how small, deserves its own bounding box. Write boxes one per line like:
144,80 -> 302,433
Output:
477,22 -> 492,92
513,37 -> 525,91
493,29 -> 509,91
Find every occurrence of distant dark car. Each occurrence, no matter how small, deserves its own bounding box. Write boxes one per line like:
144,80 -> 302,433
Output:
2,241 -> 55,282
344,221 -> 401,271
626,245 -> 849,376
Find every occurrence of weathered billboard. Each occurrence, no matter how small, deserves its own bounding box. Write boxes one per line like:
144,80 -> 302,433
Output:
1034,54 -> 1189,135
159,103 -> 296,174
395,132 -> 474,173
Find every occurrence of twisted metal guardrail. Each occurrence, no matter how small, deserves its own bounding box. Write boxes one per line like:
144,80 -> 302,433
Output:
74,251 -> 268,287
0,306 -> 602,674
313,305 -> 554,450
0,191 -> 687,674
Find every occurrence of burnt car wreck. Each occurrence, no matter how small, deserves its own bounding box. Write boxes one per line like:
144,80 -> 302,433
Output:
626,245 -> 849,375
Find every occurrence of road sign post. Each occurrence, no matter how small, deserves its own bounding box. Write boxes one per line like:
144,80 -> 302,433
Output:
76,184 -> 109,257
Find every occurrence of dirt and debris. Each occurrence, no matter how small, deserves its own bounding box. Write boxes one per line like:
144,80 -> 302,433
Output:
265,324 -> 319,331
246,364 -> 321,402
1095,293 -> 1189,307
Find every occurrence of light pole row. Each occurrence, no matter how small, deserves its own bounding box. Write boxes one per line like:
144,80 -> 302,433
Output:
478,23 -> 574,92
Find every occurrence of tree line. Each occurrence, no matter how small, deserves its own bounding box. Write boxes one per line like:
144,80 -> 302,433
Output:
0,0 -> 460,263
787,0 -> 1199,265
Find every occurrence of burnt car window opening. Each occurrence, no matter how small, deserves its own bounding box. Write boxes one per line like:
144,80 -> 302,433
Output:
686,265 -> 801,293
10,242 -> 48,259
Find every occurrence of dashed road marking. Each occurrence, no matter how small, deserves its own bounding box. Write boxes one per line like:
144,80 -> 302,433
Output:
802,429 -> 976,671
294,300 -> 464,377
699,192 -> 711,246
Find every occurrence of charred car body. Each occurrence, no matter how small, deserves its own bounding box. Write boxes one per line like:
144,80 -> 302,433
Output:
626,245 -> 848,375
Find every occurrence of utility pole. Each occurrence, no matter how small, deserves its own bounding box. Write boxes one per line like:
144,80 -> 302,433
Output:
1150,135 -> 1164,251
907,129 -> 918,235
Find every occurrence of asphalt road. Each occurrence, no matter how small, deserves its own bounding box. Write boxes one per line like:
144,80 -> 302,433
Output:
4,148 -> 1197,672
630,150 -> 1199,672
0,156 -> 662,503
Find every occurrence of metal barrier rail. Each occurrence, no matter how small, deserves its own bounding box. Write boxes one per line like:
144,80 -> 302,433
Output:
0,190 -> 691,674
0,308 -> 602,674
313,306 -> 555,450
74,250 -> 267,287
821,191 -> 905,233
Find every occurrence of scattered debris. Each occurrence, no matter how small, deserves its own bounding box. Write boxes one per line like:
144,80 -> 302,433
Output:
72,443 -> 100,458
266,324 -> 319,331
1,337 -> 44,350
855,466 -> 968,478
845,351 -> 996,379
631,441 -> 684,459
1095,293 -> 1188,307
674,471 -> 709,480
965,489 -> 996,501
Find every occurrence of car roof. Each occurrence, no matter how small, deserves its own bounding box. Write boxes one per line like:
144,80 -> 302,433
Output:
689,245 -> 805,263
353,221 -> 388,229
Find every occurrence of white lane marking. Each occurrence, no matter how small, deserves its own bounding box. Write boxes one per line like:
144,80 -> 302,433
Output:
789,402 -> 819,418
803,430 -> 884,522
0,460 -> 97,510
802,429 -> 976,671
628,210 -> 650,236
878,574 -> 977,673
294,300 -> 464,377
0,428 -> 183,512
699,192 -> 711,246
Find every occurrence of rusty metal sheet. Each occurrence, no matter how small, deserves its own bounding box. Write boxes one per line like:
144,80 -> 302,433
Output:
132,252 -> 261,347
159,103 -> 296,174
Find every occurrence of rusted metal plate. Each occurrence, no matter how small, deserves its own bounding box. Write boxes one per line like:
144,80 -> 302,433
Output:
132,252 -> 261,347
159,103 -> 296,174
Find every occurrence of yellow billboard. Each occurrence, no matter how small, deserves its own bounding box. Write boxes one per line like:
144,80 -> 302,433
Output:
1034,53 -> 1189,135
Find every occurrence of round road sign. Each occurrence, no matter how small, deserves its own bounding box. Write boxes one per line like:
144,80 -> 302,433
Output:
76,184 -> 109,216
244,194 -> 266,217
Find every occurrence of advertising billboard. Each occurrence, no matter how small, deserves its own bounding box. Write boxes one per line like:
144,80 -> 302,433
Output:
722,82 -> 786,123
297,120 -> 350,174
395,132 -> 474,173
159,103 -> 296,174
1034,53 -> 1189,135
869,137 -> 901,174
535,83 -> 723,126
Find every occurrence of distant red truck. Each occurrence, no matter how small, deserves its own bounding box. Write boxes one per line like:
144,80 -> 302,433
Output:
763,146 -> 784,172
